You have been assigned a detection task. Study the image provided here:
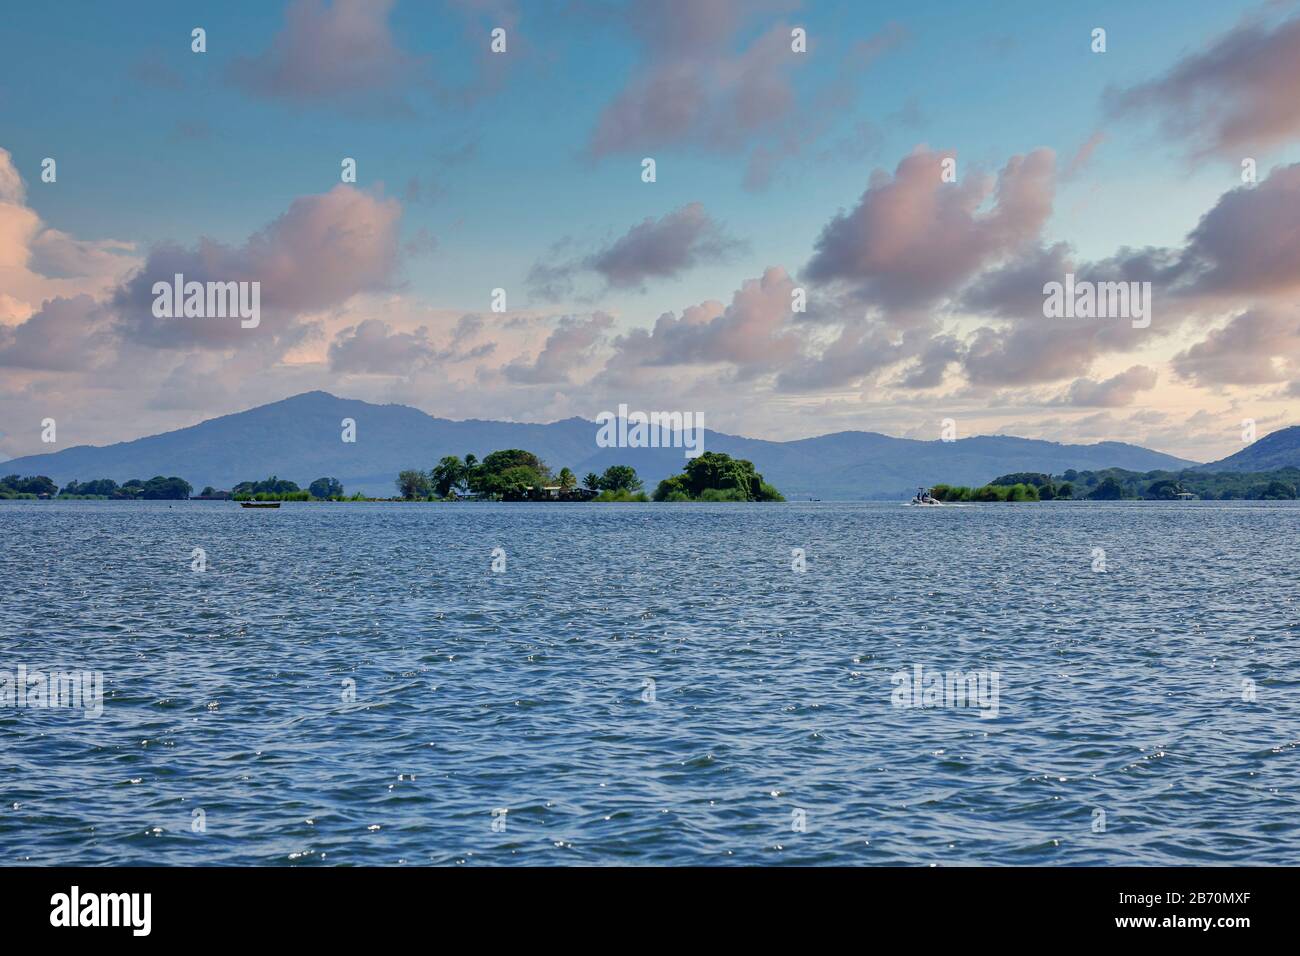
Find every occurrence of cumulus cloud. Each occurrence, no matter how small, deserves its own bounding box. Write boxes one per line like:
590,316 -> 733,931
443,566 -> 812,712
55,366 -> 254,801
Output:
504,312 -> 614,384
113,185 -> 402,351
896,334 -> 964,389
964,322 -> 1117,388
0,295 -> 114,371
529,202 -> 743,299
604,266 -> 801,379
1060,366 -> 1158,407
777,320 -> 925,392
952,159 -> 1300,390
1108,13 -> 1300,157
1172,307 -> 1300,386
328,319 -> 437,374
1173,163 -> 1300,298
0,147 -> 139,308
0,149 -> 26,204
804,147 -> 1056,315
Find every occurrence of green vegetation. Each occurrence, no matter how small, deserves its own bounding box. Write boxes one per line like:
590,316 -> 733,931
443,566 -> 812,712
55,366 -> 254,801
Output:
396,448 -> 783,502
1060,466 -> 1299,500
66,476 -> 193,500
430,455 -> 468,497
592,488 -> 650,502
2,474 -> 192,500
233,476 -> 307,501
230,475 -> 344,501
399,451 -> 652,501
1,474 -> 58,498
4,471 -> 350,502
652,452 -> 784,502
396,469 -> 434,500
58,478 -> 119,498
930,482 -> 1043,502
596,464 -> 643,494
308,477 -> 344,499
474,449 -> 551,497
930,467 -> 1300,501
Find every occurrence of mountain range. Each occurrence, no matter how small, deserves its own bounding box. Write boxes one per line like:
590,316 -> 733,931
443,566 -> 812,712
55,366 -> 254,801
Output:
1191,425 -> 1300,473
0,391 -> 1222,499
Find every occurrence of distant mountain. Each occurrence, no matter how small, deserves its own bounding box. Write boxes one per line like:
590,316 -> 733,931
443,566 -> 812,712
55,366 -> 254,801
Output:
0,391 -> 1196,499
1196,425 -> 1300,472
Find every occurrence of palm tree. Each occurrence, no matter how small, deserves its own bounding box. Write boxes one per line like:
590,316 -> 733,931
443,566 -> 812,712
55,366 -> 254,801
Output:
583,472 -> 600,491
558,467 -> 577,490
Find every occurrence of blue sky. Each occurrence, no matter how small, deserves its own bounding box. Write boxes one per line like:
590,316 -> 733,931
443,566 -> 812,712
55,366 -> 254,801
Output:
2,0 -> 1299,461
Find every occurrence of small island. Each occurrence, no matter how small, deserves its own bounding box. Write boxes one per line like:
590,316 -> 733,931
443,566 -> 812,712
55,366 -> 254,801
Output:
398,448 -> 784,502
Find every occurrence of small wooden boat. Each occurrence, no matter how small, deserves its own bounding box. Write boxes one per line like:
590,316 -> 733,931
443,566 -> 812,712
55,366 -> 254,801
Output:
239,501 -> 281,508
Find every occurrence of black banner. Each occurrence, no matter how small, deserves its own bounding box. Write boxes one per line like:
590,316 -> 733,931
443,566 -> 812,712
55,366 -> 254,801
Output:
0,866 -> 1276,942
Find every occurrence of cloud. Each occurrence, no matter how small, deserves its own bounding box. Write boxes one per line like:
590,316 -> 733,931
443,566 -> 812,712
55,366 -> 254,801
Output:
504,312 -> 613,384
0,295 -> 114,371
588,0 -> 785,156
0,149 -> 26,204
604,266 -> 802,378
1060,366 -> 1158,407
228,0 -> 523,115
1063,130 -> 1107,180
228,0 -> 425,112
113,185 -> 402,351
328,319 -> 437,374
0,147 -> 139,309
776,320 -> 926,392
529,202 -> 744,299
1172,307 -> 1300,386
896,334 -> 964,389
804,147 -> 1055,315
1173,162 -> 1300,298
327,311 -> 497,375
1108,13 -> 1300,158
586,1 -> 904,187
963,321 -> 1123,389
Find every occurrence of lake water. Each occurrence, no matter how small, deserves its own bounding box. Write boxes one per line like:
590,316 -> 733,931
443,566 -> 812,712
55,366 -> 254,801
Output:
1,500 -> 1297,865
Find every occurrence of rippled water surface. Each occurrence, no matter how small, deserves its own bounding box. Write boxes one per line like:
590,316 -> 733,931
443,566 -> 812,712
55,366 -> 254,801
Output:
1,500 -> 1297,865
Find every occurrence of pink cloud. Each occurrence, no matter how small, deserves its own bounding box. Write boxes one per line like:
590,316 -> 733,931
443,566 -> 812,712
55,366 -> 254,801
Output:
114,185 -> 402,351
804,147 -> 1056,314
1108,13 -> 1300,157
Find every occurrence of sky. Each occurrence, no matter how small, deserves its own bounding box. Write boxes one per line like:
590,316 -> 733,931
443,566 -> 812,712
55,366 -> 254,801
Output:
2,0 -> 1299,463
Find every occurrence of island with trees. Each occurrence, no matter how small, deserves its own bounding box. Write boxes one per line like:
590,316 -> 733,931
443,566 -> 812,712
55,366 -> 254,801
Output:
400,450 -> 648,501
652,451 -> 784,501
0,473 -> 351,501
930,467 -> 1299,501
395,448 -> 784,502
3,474 -> 194,500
